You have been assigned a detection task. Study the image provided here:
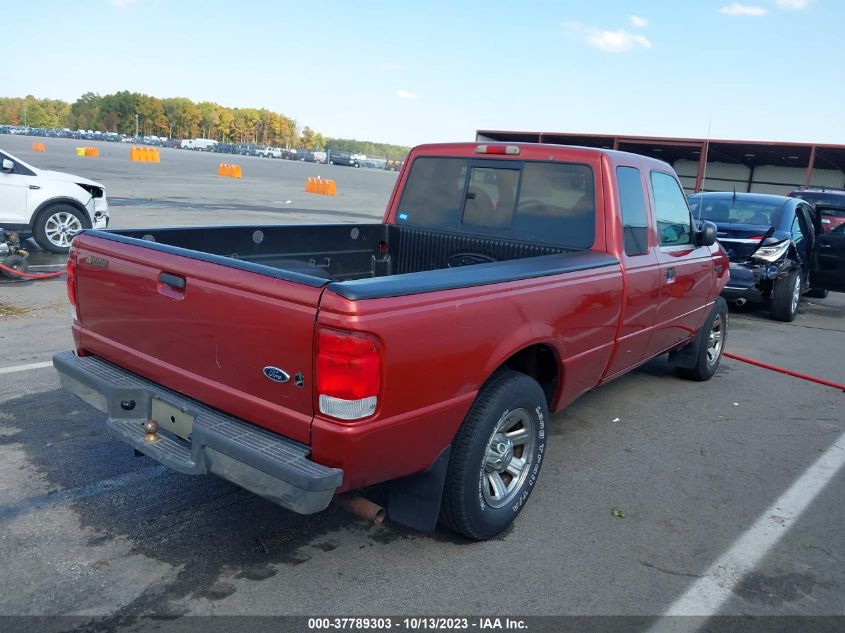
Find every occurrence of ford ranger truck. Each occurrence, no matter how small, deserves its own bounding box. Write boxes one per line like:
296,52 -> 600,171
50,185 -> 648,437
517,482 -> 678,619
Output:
54,143 -> 731,540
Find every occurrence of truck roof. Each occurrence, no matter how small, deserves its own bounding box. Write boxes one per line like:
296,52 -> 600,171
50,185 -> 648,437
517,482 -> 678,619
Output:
410,142 -> 672,171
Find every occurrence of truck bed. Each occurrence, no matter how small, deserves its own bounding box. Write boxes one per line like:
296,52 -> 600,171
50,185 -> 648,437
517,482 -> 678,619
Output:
89,223 -> 612,300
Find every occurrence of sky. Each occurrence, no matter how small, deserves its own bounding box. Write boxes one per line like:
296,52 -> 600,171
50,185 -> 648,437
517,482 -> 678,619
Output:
1,0 -> 841,147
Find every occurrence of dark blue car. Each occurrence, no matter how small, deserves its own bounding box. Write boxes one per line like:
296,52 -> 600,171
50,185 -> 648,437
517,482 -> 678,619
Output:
687,192 -> 845,321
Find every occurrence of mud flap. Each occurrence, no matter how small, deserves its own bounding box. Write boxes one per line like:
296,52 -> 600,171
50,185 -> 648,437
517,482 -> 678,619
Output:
387,445 -> 451,532
668,297 -> 728,369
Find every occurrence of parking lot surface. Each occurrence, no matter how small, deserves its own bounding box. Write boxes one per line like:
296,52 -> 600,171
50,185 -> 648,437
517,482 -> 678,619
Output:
0,137 -> 842,627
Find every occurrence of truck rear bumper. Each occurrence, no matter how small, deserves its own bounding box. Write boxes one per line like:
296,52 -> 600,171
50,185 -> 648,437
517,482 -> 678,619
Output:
52,351 -> 343,514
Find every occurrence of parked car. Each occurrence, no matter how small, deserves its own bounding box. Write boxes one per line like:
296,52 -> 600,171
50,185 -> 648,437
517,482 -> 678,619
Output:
328,150 -> 361,167
813,204 -> 845,234
55,142 -> 742,540
0,149 -> 109,253
687,192 -> 841,320
787,186 -> 845,233
256,147 -> 283,158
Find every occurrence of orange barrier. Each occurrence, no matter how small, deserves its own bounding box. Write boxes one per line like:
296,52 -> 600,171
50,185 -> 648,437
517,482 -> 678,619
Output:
217,163 -> 243,178
305,177 -> 337,196
130,146 -> 161,162
31,142 -> 45,152
85,147 -> 99,157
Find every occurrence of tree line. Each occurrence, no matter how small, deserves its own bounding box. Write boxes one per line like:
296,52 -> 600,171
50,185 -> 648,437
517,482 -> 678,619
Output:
0,93 -> 410,160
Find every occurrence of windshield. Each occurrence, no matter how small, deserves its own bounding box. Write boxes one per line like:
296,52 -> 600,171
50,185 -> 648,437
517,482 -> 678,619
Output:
396,157 -> 596,248
688,197 -> 783,227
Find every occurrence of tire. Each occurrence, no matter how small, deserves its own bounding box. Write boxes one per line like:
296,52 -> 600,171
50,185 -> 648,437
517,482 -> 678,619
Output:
675,299 -> 728,382
32,204 -> 90,254
1,254 -> 28,278
440,369 -> 548,540
806,287 -> 829,299
770,269 -> 801,322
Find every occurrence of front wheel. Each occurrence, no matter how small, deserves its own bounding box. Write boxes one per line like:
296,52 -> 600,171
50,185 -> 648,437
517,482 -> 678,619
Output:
676,299 -> 728,382
32,204 -> 91,254
440,370 -> 548,540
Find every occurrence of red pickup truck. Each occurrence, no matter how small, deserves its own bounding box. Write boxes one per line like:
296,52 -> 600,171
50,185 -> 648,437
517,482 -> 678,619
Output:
54,143 -> 729,539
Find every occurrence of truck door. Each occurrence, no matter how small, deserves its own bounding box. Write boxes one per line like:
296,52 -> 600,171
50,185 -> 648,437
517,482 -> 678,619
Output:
812,223 -> 845,292
605,166 -> 662,377
648,171 -> 715,354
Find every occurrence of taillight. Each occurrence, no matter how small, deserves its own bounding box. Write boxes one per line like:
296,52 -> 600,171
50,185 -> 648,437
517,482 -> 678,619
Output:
66,248 -> 79,322
317,328 -> 380,420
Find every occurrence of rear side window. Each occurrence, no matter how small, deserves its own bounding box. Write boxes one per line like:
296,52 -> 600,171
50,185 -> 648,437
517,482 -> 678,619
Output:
396,157 -> 467,230
616,166 -> 648,256
396,157 -> 595,248
651,171 -> 693,246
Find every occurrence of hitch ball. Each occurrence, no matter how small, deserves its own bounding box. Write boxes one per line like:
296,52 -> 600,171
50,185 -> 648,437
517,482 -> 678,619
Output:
143,420 -> 160,443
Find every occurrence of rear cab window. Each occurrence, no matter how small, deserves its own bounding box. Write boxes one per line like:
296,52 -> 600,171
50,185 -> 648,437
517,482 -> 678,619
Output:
396,157 -> 596,249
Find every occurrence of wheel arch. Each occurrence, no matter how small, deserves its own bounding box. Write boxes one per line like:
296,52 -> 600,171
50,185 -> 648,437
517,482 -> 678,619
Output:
29,197 -> 91,231
490,343 -> 561,409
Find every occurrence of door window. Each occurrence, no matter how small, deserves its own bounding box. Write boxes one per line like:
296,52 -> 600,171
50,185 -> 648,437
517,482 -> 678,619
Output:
791,215 -> 805,244
651,171 -> 693,246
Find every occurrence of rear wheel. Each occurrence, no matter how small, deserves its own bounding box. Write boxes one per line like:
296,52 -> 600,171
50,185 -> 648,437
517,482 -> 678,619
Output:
806,287 -> 829,299
770,269 -> 800,322
32,204 -> 90,254
440,370 -> 547,540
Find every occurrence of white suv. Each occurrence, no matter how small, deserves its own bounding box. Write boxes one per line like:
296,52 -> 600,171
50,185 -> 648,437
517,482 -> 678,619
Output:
0,149 -> 109,253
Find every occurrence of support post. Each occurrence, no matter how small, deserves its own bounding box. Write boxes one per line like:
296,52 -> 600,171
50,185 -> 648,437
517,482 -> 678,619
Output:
803,145 -> 817,187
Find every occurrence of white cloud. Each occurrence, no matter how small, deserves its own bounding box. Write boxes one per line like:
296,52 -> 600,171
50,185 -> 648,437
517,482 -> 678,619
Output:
396,89 -> 418,100
775,0 -> 810,9
563,21 -> 652,53
719,3 -> 768,15
629,15 -> 648,28
111,0 -> 136,7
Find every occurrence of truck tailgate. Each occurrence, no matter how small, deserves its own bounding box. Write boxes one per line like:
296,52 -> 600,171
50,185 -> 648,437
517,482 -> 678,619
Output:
71,233 -> 325,445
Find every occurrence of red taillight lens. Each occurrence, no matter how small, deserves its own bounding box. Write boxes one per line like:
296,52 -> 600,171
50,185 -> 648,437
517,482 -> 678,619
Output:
317,328 -> 380,420
66,249 -> 78,320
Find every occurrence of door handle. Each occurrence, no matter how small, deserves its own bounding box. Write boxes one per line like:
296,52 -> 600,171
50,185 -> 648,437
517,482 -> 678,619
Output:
665,267 -> 677,282
28,184 -> 40,190
159,272 -> 186,289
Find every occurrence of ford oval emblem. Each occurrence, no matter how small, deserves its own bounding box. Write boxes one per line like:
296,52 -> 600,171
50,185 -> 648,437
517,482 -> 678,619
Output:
447,252 -> 497,268
263,366 -> 290,383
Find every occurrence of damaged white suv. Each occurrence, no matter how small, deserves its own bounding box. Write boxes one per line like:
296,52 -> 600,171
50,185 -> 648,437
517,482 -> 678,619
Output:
0,149 -> 109,253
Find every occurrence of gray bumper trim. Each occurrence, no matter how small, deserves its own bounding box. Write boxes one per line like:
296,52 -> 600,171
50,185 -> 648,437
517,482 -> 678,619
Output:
53,351 -> 342,514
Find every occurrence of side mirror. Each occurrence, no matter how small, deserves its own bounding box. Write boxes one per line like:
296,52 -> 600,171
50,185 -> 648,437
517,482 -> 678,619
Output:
697,220 -> 717,247
1,158 -> 13,173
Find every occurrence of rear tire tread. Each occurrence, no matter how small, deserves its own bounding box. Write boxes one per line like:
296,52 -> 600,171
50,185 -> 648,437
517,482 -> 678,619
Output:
439,369 -> 546,540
